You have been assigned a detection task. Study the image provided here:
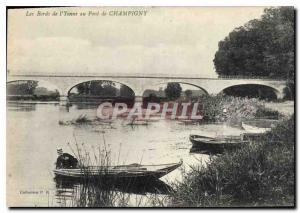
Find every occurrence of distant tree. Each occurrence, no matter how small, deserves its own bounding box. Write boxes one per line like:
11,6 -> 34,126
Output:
74,80 -> 117,97
7,80 -> 38,95
26,81 -> 39,94
54,89 -> 60,96
101,81 -> 117,97
184,90 -> 193,100
76,82 -> 90,95
120,85 -> 134,98
90,81 -> 103,95
164,83 -> 182,101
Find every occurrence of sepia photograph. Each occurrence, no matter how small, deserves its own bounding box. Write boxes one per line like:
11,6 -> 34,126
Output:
6,6 -> 295,207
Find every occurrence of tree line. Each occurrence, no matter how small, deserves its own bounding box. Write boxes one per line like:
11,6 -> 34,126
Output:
71,80 -> 134,98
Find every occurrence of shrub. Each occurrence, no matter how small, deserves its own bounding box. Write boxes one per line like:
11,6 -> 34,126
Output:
255,107 -> 280,119
198,95 -> 269,125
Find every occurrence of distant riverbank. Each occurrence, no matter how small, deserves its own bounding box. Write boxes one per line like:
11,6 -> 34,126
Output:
264,101 -> 294,116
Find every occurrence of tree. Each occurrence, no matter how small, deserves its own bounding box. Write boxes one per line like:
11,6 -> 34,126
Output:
26,80 -> 39,94
164,83 -> 182,101
214,7 -> 294,80
120,85 -> 134,98
214,7 -> 294,99
100,81 -> 117,97
184,90 -> 193,100
74,80 -> 117,97
7,80 -> 38,95
76,82 -> 90,95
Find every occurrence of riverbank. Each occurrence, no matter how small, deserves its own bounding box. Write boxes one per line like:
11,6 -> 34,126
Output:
264,101 -> 294,116
168,116 -> 294,207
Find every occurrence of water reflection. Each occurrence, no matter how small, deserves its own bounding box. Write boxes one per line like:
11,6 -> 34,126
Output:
7,102 -> 37,112
54,176 -> 172,207
189,145 -> 222,155
70,102 -> 100,110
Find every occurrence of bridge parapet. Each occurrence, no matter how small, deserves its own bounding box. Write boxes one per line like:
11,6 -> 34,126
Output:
218,75 -> 287,81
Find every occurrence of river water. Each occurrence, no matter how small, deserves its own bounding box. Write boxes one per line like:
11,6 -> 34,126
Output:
7,102 -> 248,207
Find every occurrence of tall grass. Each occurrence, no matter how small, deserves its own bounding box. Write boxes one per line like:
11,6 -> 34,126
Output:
169,116 -> 294,207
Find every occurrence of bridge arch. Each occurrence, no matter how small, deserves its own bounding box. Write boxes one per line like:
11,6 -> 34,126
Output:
143,81 -> 209,95
142,81 -> 209,104
64,79 -> 138,97
219,83 -> 281,100
66,79 -> 136,104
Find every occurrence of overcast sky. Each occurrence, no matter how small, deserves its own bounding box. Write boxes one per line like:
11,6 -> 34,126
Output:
8,7 -> 266,78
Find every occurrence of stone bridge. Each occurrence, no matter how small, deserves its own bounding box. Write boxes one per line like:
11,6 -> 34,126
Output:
7,73 -> 287,104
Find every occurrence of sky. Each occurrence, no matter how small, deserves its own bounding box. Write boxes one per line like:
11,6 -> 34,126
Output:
7,7 -> 266,78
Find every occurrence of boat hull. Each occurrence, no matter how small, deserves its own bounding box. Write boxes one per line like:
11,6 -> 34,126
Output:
242,123 -> 271,134
189,135 -> 245,153
242,119 -> 279,134
53,162 -> 182,180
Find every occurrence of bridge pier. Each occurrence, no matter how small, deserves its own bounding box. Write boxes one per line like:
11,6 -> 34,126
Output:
276,91 -> 284,100
134,96 -> 143,103
59,96 -> 69,106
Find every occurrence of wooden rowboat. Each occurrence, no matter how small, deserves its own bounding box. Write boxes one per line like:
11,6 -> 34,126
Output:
189,134 -> 247,153
54,160 -> 182,180
242,119 -> 279,134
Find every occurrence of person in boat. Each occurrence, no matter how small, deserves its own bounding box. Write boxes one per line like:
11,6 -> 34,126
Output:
56,149 -> 78,169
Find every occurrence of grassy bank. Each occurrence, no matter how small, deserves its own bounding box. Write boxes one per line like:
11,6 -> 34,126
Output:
169,116 -> 294,207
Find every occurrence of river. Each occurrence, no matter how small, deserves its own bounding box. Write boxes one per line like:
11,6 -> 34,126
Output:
6,102 -> 258,207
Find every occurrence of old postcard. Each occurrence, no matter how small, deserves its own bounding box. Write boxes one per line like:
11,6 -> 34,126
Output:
6,6 -> 295,207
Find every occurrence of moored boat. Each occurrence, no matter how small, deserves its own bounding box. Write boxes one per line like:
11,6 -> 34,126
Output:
242,119 -> 279,134
189,134 -> 246,153
54,160 -> 183,180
